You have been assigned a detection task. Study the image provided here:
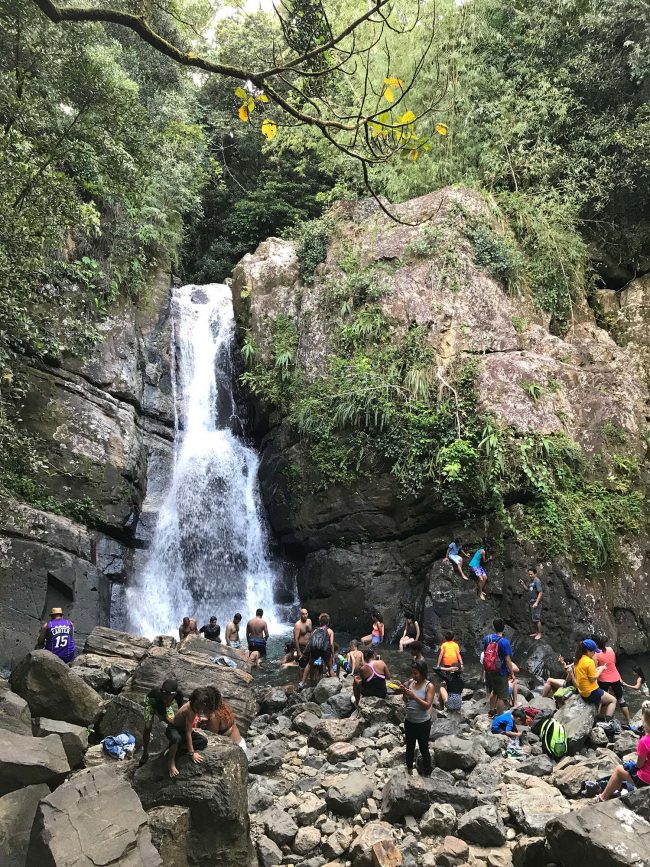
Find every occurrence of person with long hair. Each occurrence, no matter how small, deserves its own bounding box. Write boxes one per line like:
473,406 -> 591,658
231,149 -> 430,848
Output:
574,639 -> 616,718
201,685 -> 247,753
353,647 -> 391,706
361,612 -> 384,647
594,635 -> 632,726
593,700 -> 650,802
399,615 -> 420,651
399,660 -> 435,776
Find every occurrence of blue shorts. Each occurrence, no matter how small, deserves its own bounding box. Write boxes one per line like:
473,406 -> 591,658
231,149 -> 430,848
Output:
584,687 -> 605,705
449,554 -> 462,566
371,635 -> 382,645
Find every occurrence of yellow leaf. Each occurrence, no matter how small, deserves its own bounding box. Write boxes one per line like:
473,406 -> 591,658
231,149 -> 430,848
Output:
247,97 -> 256,112
435,122 -> 449,136
257,93 -> 269,103
398,110 -> 416,125
261,118 -> 277,140
238,104 -> 249,122
384,76 -> 404,88
234,86 -> 247,99
384,86 -> 394,103
410,149 -> 420,161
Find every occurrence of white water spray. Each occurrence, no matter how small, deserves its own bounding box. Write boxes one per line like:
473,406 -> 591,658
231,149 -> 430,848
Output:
127,284 -> 282,637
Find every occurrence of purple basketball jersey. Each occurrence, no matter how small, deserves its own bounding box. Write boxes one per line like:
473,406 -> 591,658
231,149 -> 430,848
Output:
45,618 -> 75,661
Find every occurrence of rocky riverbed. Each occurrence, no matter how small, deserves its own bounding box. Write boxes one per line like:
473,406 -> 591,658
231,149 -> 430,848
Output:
1,627 -> 649,866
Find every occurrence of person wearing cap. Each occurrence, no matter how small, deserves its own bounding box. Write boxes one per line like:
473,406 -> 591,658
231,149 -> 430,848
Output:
140,677 -> 185,766
37,607 -> 75,664
574,639 -> 616,718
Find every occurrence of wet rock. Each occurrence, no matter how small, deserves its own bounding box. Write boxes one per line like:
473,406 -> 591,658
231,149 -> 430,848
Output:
294,711 -> 323,735
132,735 -> 250,866
349,821 -> 396,867
249,741 -> 287,774
260,687 -> 289,714
257,834 -> 283,867
553,696 -> 596,753
0,678 -> 32,736
457,804 -> 506,846
436,835 -> 469,867
260,806 -> 299,846
327,741 -> 357,763
546,798 -> 650,866
433,735 -> 487,771
309,717 -> 364,750
420,802 -> 458,837
295,792 -> 327,825
33,717 -> 88,769
294,826 -> 322,855
0,731 -> 70,796
326,772 -> 374,816
313,678 -> 343,704
10,650 -> 104,727
147,805 -> 190,867
0,784 -> 50,867
26,765 -> 161,866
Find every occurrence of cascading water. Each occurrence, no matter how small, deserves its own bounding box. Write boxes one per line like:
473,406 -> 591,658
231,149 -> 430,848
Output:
127,283 -> 283,637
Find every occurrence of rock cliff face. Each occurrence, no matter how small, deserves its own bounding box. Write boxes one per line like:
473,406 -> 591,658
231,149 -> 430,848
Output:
0,272 -> 175,670
232,188 -> 649,656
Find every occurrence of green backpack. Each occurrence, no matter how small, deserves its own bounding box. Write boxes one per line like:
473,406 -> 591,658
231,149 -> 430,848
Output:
539,717 -> 568,760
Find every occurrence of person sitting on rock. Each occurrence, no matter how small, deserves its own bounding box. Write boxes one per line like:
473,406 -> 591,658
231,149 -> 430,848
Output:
437,630 -> 463,672
225,613 -> 243,649
140,677 -> 184,766
179,617 -> 198,643
200,685 -> 247,754
409,641 -> 426,664
199,617 -> 221,642
595,635 -> 632,727
246,608 -> 269,657
491,707 -> 526,747
37,606 -> 75,664
167,687 -> 210,778
436,663 -> 464,712
281,641 -> 298,666
361,612 -> 385,647
346,640 -> 365,675
574,639 -> 616,719
593,700 -> 650,802
445,538 -> 470,581
542,654 -> 575,699
399,615 -> 420,651
353,648 -> 391,706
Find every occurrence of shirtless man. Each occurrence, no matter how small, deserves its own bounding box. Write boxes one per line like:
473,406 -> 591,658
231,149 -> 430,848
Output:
246,608 -> 269,657
225,613 -> 242,648
179,617 -> 198,643
293,608 -> 312,655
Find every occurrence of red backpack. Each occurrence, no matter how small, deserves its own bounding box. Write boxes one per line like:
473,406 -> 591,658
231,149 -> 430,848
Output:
483,635 -> 501,673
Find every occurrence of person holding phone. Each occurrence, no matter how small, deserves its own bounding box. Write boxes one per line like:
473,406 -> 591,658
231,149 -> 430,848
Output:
399,660 -> 435,776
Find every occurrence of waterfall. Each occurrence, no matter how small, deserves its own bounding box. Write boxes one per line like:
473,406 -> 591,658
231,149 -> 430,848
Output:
126,284 -> 283,637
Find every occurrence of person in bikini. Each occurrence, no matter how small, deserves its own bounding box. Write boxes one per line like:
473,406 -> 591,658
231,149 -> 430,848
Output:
399,615 -> 420,651
225,613 -> 242,649
166,688 -> 210,778
293,608 -> 312,656
353,647 -> 392,706
200,685 -> 247,754
361,612 -> 384,646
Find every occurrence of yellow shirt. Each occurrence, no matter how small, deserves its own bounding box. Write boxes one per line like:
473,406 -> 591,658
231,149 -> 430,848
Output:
574,654 -> 598,697
440,640 -> 461,667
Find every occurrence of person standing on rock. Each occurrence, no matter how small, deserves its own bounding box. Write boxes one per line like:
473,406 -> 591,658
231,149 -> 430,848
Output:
246,609 -> 269,657
574,639 -> 616,718
445,538 -> 470,581
298,612 -> 335,688
469,545 -> 491,600
353,647 -> 392,706
167,687 -> 211,778
37,606 -> 75,664
592,700 -> 650,802
399,659 -> 435,776
225,613 -> 242,648
139,677 -> 185,766
199,617 -> 221,642
594,635 -> 632,727
483,618 -> 515,716
293,608 -> 313,656
519,567 -> 543,640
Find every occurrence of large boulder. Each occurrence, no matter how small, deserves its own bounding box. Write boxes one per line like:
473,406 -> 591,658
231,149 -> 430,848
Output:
132,734 -> 250,866
10,650 -> 104,726
147,806 -> 190,867
502,780 -> 571,837
0,731 -> 70,796
71,652 -> 139,693
546,798 -> 650,866
120,645 -> 255,735
98,693 -> 167,751
248,740 -> 287,774
0,678 -> 32,736
381,772 -> 432,821
326,772 -> 374,817
82,625 -> 152,662
26,765 -> 161,866
313,677 -> 343,704
0,784 -> 50,867
259,805 -> 299,846
420,802 -> 458,837
178,636 -> 252,673
456,804 -> 506,847
309,717 -> 364,750
433,735 -> 487,771
551,749 -> 621,798
553,696 -> 596,753
33,717 -> 88,769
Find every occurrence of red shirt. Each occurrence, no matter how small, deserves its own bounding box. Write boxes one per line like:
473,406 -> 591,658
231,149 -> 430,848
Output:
596,647 -> 621,683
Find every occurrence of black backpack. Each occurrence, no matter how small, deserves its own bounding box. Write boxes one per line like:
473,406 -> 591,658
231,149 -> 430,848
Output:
308,626 -> 329,654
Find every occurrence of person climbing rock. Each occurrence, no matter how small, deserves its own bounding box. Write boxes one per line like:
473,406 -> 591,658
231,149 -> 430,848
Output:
483,618 -> 515,716
469,545 -> 491,600
225,613 -> 242,648
179,617 -> 198,643
399,615 -> 420,651
595,635 -> 632,726
199,616 -> 221,642
574,638 -> 616,718
298,613 -> 334,688
37,607 -> 75,664
139,677 -> 184,766
353,647 -> 391,706
519,567 -> 543,639
593,700 -> 650,802
361,612 -> 384,646
166,688 -> 210,778
445,538 -> 470,581
399,660 -> 435,776
246,608 -> 269,657
201,685 -> 247,754
293,608 -> 312,655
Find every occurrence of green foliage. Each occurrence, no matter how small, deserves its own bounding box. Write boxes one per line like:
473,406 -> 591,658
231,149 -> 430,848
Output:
511,316 -> 527,334
547,378 -> 562,393
522,381 -> 543,400
601,422 -> 628,445
463,217 -> 524,295
295,218 -> 332,285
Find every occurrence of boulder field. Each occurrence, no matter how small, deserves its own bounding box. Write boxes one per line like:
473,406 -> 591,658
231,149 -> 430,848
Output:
2,627 -> 650,866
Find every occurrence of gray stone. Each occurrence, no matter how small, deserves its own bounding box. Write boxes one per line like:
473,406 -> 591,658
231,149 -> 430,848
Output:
0,731 -> 70,796
327,741 -> 357,763
249,778 -> 275,814
260,806 -> 299,846
0,784 -> 50,867
546,798 -> 650,866
625,787 -> 650,822
457,804 -> 506,846
147,805 -> 190,867
349,821 -> 396,867
0,679 -> 32,736
511,837 -> 547,867
257,835 -> 283,867
295,792 -> 327,825
249,741 -> 287,774
356,696 -> 406,727
309,717 -> 363,750
294,711 -> 323,735
98,693 -> 166,751
381,772 -> 432,821
435,835 -> 469,867
293,826 -> 321,855
10,650 -> 104,727
504,782 -> 570,837
516,753 -> 554,777
612,730 -> 642,758
313,678 -> 343,704
26,765 -> 161,866
551,750 -> 621,798
433,735 -> 486,771
420,802 -> 458,837
33,717 -> 88,769
323,692 -> 355,718
553,696 -> 596,752
326,772 -> 374,817
260,688 -> 289,714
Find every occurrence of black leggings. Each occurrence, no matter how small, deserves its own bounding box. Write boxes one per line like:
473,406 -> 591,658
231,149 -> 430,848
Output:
404,718 -> 432,774
166,726 -> 208,752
